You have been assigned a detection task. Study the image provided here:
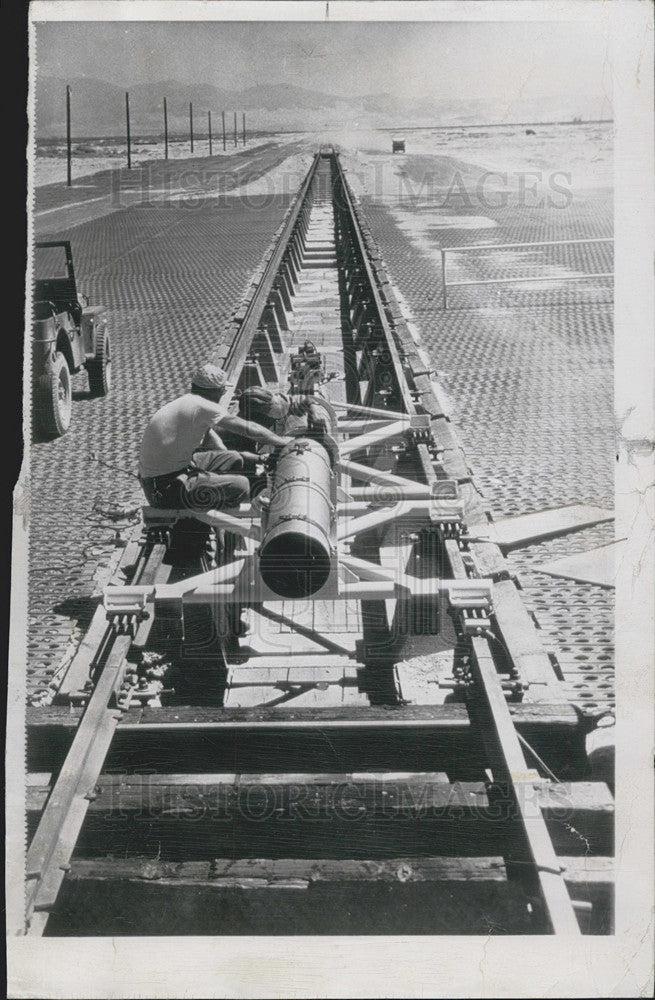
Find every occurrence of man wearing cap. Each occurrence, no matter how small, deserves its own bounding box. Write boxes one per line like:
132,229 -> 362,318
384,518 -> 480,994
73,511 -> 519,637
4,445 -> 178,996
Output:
139,362 -> 291,512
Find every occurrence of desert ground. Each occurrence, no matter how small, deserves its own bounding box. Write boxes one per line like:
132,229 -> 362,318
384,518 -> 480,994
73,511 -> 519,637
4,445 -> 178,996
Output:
35,121 -> 611,191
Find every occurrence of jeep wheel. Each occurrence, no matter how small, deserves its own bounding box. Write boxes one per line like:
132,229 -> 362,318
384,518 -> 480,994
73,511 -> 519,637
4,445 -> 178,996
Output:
36,352 -> 72,437
87,327 -> 111,397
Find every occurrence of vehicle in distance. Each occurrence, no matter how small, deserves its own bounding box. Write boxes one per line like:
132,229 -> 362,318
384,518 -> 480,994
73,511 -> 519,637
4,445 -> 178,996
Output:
31,240 -> 111,437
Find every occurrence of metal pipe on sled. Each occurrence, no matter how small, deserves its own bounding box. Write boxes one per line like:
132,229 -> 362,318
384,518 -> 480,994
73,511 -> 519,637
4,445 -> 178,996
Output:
259,436 -> 334,598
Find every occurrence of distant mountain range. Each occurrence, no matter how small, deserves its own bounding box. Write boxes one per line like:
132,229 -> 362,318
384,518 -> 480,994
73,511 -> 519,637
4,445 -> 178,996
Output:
33,76 -> 610,137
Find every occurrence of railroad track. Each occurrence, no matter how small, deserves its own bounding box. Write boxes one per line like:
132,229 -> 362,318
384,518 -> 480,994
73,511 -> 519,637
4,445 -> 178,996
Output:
25,149 -> 613,936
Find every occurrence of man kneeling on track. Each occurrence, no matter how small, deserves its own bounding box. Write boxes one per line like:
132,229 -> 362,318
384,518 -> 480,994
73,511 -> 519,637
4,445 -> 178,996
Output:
138,362 -> 291,513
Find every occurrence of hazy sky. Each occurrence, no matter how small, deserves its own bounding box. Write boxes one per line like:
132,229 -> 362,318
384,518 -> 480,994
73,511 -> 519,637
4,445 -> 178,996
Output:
35,20 -> 612,103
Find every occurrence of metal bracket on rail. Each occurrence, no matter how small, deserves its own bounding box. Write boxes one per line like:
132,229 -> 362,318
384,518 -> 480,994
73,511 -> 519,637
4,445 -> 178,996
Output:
457,606 -> 494,636
405,413 -> 431,443
429,480 -> 465,539
445,585 -> 494,642
142,508 -> 179,546
445,582 -> 493,613
444,545 -> 495,636
104,587 -> 153,637
447,591 -> 529,697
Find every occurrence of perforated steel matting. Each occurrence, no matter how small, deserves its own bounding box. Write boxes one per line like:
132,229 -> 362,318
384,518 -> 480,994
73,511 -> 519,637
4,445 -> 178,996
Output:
362,194 -> 614,713
28,196 -> 291,702
27,181 -> 615,714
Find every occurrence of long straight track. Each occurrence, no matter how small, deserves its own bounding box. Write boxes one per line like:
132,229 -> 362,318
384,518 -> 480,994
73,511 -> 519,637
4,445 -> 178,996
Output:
24,150 -> 613,937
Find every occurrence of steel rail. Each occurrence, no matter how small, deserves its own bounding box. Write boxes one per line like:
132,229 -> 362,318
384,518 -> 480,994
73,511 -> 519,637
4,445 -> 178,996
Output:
334,161 -> 582,932
333,157 -> 417,418
333,158 -> 442,499
24,542 -> 167,933
220,151 -> 321,389
24,154 -> 326,935
467,638 -> 581,933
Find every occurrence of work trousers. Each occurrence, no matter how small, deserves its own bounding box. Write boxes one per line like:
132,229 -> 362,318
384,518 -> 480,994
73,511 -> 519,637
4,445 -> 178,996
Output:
140,450 -> 250,511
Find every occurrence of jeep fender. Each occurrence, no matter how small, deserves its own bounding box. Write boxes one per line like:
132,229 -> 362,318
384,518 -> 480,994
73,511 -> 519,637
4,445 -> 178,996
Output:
32,313 -> 57,347
31,314 -> 58,378
81,305 -> 108,358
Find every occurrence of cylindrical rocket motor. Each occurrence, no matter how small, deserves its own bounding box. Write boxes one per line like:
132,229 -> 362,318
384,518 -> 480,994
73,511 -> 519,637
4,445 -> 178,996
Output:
259,437 -> 333,598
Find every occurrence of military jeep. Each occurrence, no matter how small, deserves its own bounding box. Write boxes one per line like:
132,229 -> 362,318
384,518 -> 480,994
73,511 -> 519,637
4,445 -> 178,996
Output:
32,241 -> 111,437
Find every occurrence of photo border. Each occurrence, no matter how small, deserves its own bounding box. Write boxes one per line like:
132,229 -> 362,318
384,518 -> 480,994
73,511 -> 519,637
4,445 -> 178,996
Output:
8,2 -> 654,996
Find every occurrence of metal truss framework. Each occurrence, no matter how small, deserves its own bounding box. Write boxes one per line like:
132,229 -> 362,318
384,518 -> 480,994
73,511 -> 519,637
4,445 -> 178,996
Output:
104,402 -> 493,640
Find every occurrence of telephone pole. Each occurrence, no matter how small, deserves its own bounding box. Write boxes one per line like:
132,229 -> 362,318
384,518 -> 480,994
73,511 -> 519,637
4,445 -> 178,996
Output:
125,91 -> 131,169
66,85 -> 72,186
